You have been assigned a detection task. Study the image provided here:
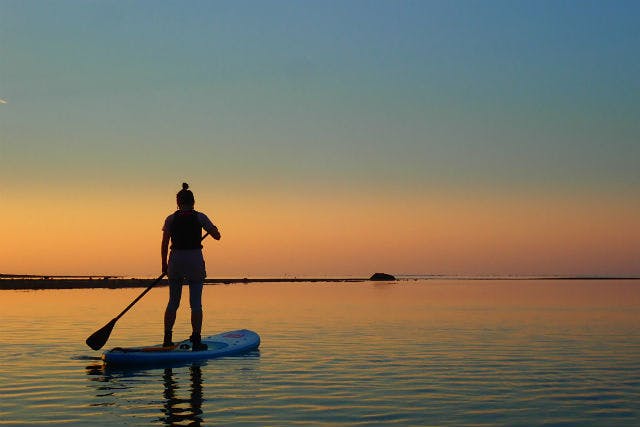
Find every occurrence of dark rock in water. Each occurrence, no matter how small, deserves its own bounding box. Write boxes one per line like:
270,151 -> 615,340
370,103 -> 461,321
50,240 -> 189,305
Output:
370,272 -> 396,281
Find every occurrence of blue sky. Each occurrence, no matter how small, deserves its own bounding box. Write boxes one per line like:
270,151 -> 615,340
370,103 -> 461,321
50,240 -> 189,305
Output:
1,1 -> 639,275
2,0 -> 638,194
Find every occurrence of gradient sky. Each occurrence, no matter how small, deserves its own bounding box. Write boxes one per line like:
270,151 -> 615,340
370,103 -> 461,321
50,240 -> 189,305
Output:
1,1 -> 639,276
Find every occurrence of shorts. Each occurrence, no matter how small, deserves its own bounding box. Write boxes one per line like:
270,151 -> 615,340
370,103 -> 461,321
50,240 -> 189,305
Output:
166,249 -> 206,312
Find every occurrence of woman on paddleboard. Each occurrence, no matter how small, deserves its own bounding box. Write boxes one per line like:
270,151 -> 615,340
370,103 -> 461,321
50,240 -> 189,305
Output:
161,183 -> 221,351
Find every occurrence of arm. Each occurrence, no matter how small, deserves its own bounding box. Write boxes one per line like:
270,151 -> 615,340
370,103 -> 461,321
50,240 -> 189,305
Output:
161,230 -> 170,274
208,224 -> 221,240
199,212 -> 221,240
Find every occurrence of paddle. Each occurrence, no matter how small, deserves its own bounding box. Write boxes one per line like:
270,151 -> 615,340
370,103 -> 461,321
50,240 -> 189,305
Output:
86,232 -> 210,350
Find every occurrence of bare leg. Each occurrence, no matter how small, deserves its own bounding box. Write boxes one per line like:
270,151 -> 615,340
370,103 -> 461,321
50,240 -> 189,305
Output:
164,308 -> 177,346
190,310 -> 208,351
190,310 -> 202,338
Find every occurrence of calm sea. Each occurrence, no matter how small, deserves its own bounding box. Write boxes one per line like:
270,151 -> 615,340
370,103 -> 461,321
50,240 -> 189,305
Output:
1,279 -> 639,426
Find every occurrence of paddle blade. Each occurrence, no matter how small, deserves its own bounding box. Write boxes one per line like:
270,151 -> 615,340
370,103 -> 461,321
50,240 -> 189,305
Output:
86,318 -> 117,350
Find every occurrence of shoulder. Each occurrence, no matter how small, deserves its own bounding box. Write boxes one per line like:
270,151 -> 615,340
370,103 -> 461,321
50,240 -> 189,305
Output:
195,210 -> 214,225
162,212 -> 177,230
194,210 -> 209,220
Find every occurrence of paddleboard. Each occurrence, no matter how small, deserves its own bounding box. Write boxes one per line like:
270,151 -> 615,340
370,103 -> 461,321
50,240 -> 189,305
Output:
102,329 -> 260,365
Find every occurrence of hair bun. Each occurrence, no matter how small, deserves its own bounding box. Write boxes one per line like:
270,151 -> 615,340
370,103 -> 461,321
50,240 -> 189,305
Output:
182,182 -> 189,190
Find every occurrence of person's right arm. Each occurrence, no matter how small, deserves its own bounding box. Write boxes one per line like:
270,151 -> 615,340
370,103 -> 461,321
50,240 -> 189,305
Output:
199,212 -> 221,240
208,224 -> 221,240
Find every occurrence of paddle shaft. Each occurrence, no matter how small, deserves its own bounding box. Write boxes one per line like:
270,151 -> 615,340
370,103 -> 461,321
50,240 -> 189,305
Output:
114,232 -> 210,322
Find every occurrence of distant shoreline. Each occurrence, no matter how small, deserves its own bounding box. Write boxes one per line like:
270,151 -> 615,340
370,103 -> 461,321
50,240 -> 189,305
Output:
0,276 -> 368,290
1,275 -> 638,290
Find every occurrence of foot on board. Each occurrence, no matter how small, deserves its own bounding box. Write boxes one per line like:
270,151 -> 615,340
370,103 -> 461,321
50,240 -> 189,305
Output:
190,334 -> 208,352
192,342 -> 208,351
163,331 -> 174,347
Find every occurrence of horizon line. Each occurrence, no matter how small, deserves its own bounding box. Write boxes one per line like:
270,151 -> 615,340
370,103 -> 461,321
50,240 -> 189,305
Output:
2,273 -> 639,281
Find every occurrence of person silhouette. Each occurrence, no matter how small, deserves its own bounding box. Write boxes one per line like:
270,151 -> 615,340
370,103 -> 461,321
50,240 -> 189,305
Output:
161,183 -> 221,351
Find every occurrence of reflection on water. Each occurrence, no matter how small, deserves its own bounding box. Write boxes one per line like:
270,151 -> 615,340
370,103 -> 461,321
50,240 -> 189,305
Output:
85,363 -> 209,426
85,351 -> 260,426
161,365 -> 203,426
2,280 -> 639,425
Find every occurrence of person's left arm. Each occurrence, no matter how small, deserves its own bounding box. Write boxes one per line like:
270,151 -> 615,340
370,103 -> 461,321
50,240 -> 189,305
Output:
161,230 -> 170,273
161,215 -> 172,273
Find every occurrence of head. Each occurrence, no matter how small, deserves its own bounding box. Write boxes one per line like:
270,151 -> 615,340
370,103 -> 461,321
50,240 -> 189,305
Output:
176,182 -> 195,209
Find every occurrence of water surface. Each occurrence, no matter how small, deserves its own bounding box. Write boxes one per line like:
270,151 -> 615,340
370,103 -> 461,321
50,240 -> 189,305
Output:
1,279 -> 639,425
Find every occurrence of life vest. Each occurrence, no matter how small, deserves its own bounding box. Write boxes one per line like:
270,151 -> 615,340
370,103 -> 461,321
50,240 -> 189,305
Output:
169,210 -> 202,249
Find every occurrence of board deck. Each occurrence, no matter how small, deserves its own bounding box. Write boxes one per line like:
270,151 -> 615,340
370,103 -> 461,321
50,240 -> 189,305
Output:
102,329 -> 260,365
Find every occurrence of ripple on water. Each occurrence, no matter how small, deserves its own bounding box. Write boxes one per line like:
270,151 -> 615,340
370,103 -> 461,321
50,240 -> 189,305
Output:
1,281 -> 640,425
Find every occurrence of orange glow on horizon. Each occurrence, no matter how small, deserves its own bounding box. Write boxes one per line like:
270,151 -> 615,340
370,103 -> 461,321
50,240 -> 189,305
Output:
1,188 -> 639,277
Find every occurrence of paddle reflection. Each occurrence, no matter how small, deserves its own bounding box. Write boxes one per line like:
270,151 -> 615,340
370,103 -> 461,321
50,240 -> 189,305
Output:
160,364 -> 204,426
